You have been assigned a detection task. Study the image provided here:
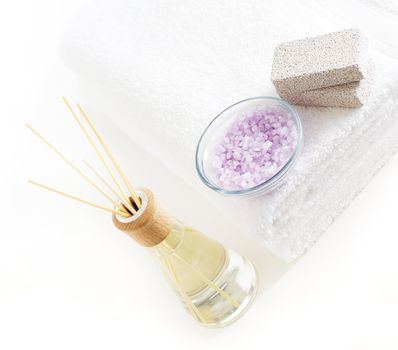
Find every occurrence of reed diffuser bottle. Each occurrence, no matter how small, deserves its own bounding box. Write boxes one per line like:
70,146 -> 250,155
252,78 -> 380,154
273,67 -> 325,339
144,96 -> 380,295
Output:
28,98 -> 258,328
113,189 -> 258,327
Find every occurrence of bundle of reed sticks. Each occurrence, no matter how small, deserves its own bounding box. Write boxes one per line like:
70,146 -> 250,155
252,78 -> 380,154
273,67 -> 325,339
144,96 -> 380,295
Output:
28,98 -> 241,324
28,97 -> 140,218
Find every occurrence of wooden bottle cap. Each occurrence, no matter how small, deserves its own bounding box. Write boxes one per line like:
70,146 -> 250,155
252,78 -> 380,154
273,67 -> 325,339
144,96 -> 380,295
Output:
112,188 -> 173,247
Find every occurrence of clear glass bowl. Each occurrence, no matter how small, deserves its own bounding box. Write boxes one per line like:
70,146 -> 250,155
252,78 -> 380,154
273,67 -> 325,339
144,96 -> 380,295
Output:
195,96 -> 303,197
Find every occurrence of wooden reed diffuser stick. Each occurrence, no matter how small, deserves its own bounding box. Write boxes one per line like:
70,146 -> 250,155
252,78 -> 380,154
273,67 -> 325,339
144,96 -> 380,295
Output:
172,252 -> 240,308
163,255 -> 206,323
29,180 -> 130,217
62,97 -> 136,214
76,103 -> 141,207
26,124 -> 124,211
84,160 -> 135,213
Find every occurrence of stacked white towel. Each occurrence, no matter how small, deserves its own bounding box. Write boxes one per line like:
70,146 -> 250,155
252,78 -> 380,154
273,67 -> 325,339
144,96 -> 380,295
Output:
60,0 -> 398,261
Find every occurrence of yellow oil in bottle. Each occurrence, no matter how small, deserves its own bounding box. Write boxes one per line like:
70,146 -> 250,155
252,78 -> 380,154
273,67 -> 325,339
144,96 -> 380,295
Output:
151,221 -> 258,327
113,188 -> 258,327
155,226 -> 226,295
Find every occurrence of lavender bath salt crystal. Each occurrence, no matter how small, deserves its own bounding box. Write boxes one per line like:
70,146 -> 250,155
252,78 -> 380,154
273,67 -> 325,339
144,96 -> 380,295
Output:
210,106 -> 298,190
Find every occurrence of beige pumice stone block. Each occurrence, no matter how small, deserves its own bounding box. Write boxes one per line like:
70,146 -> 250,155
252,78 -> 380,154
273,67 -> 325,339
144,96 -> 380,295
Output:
277,60 -> 375,108
277,78 -> 371,108
271,28 -> 369,94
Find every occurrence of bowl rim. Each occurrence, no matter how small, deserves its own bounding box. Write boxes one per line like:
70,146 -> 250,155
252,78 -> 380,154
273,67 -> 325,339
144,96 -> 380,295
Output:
195,96 -> 303,196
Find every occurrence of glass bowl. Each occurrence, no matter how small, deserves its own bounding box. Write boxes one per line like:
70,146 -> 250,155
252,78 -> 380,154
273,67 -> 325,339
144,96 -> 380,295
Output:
195,96 -> 303,197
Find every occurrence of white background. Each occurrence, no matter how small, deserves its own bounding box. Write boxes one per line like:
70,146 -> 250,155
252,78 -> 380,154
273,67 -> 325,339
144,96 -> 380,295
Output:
1,1 -> 398,349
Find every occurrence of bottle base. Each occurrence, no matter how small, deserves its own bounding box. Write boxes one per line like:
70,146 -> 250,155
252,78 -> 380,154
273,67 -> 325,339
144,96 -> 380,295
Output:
190,248 -> 258,328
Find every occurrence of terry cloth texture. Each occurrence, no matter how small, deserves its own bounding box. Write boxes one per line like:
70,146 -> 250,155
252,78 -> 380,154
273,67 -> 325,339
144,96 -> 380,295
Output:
60,0 -> 398,261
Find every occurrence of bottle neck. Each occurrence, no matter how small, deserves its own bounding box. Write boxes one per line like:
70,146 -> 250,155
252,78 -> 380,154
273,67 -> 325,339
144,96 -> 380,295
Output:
112,188 -> 174,247
150,219 -> 185,256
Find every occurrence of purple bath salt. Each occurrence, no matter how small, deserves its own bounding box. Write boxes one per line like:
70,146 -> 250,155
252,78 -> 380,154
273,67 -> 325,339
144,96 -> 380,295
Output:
210,106 -> 298,190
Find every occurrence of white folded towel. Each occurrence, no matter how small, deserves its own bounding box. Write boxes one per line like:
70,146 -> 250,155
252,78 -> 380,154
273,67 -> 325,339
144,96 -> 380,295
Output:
60,0 -> 398,261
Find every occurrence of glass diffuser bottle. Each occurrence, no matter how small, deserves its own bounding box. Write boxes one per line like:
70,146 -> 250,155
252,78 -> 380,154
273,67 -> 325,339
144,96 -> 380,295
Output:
28,99 -> 258,328
113,188 -> 258,327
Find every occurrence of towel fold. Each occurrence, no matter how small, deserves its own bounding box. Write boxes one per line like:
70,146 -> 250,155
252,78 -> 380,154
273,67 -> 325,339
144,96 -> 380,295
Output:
60,0 -> 398,261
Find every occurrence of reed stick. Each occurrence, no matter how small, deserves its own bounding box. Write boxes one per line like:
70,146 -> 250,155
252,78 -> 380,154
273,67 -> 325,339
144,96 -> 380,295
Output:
163,255 -> 206,323
84,160 -> 136,214
29,180 -> 129,217
26,124 -> 124,211
172,252 -> 240,308
76,103 -> 141,207
84,160 -> 120,199
62,97 -> 135,214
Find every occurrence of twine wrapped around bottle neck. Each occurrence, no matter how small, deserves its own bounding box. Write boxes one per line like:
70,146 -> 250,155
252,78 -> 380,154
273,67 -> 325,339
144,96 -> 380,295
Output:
112,188 -> 173,247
